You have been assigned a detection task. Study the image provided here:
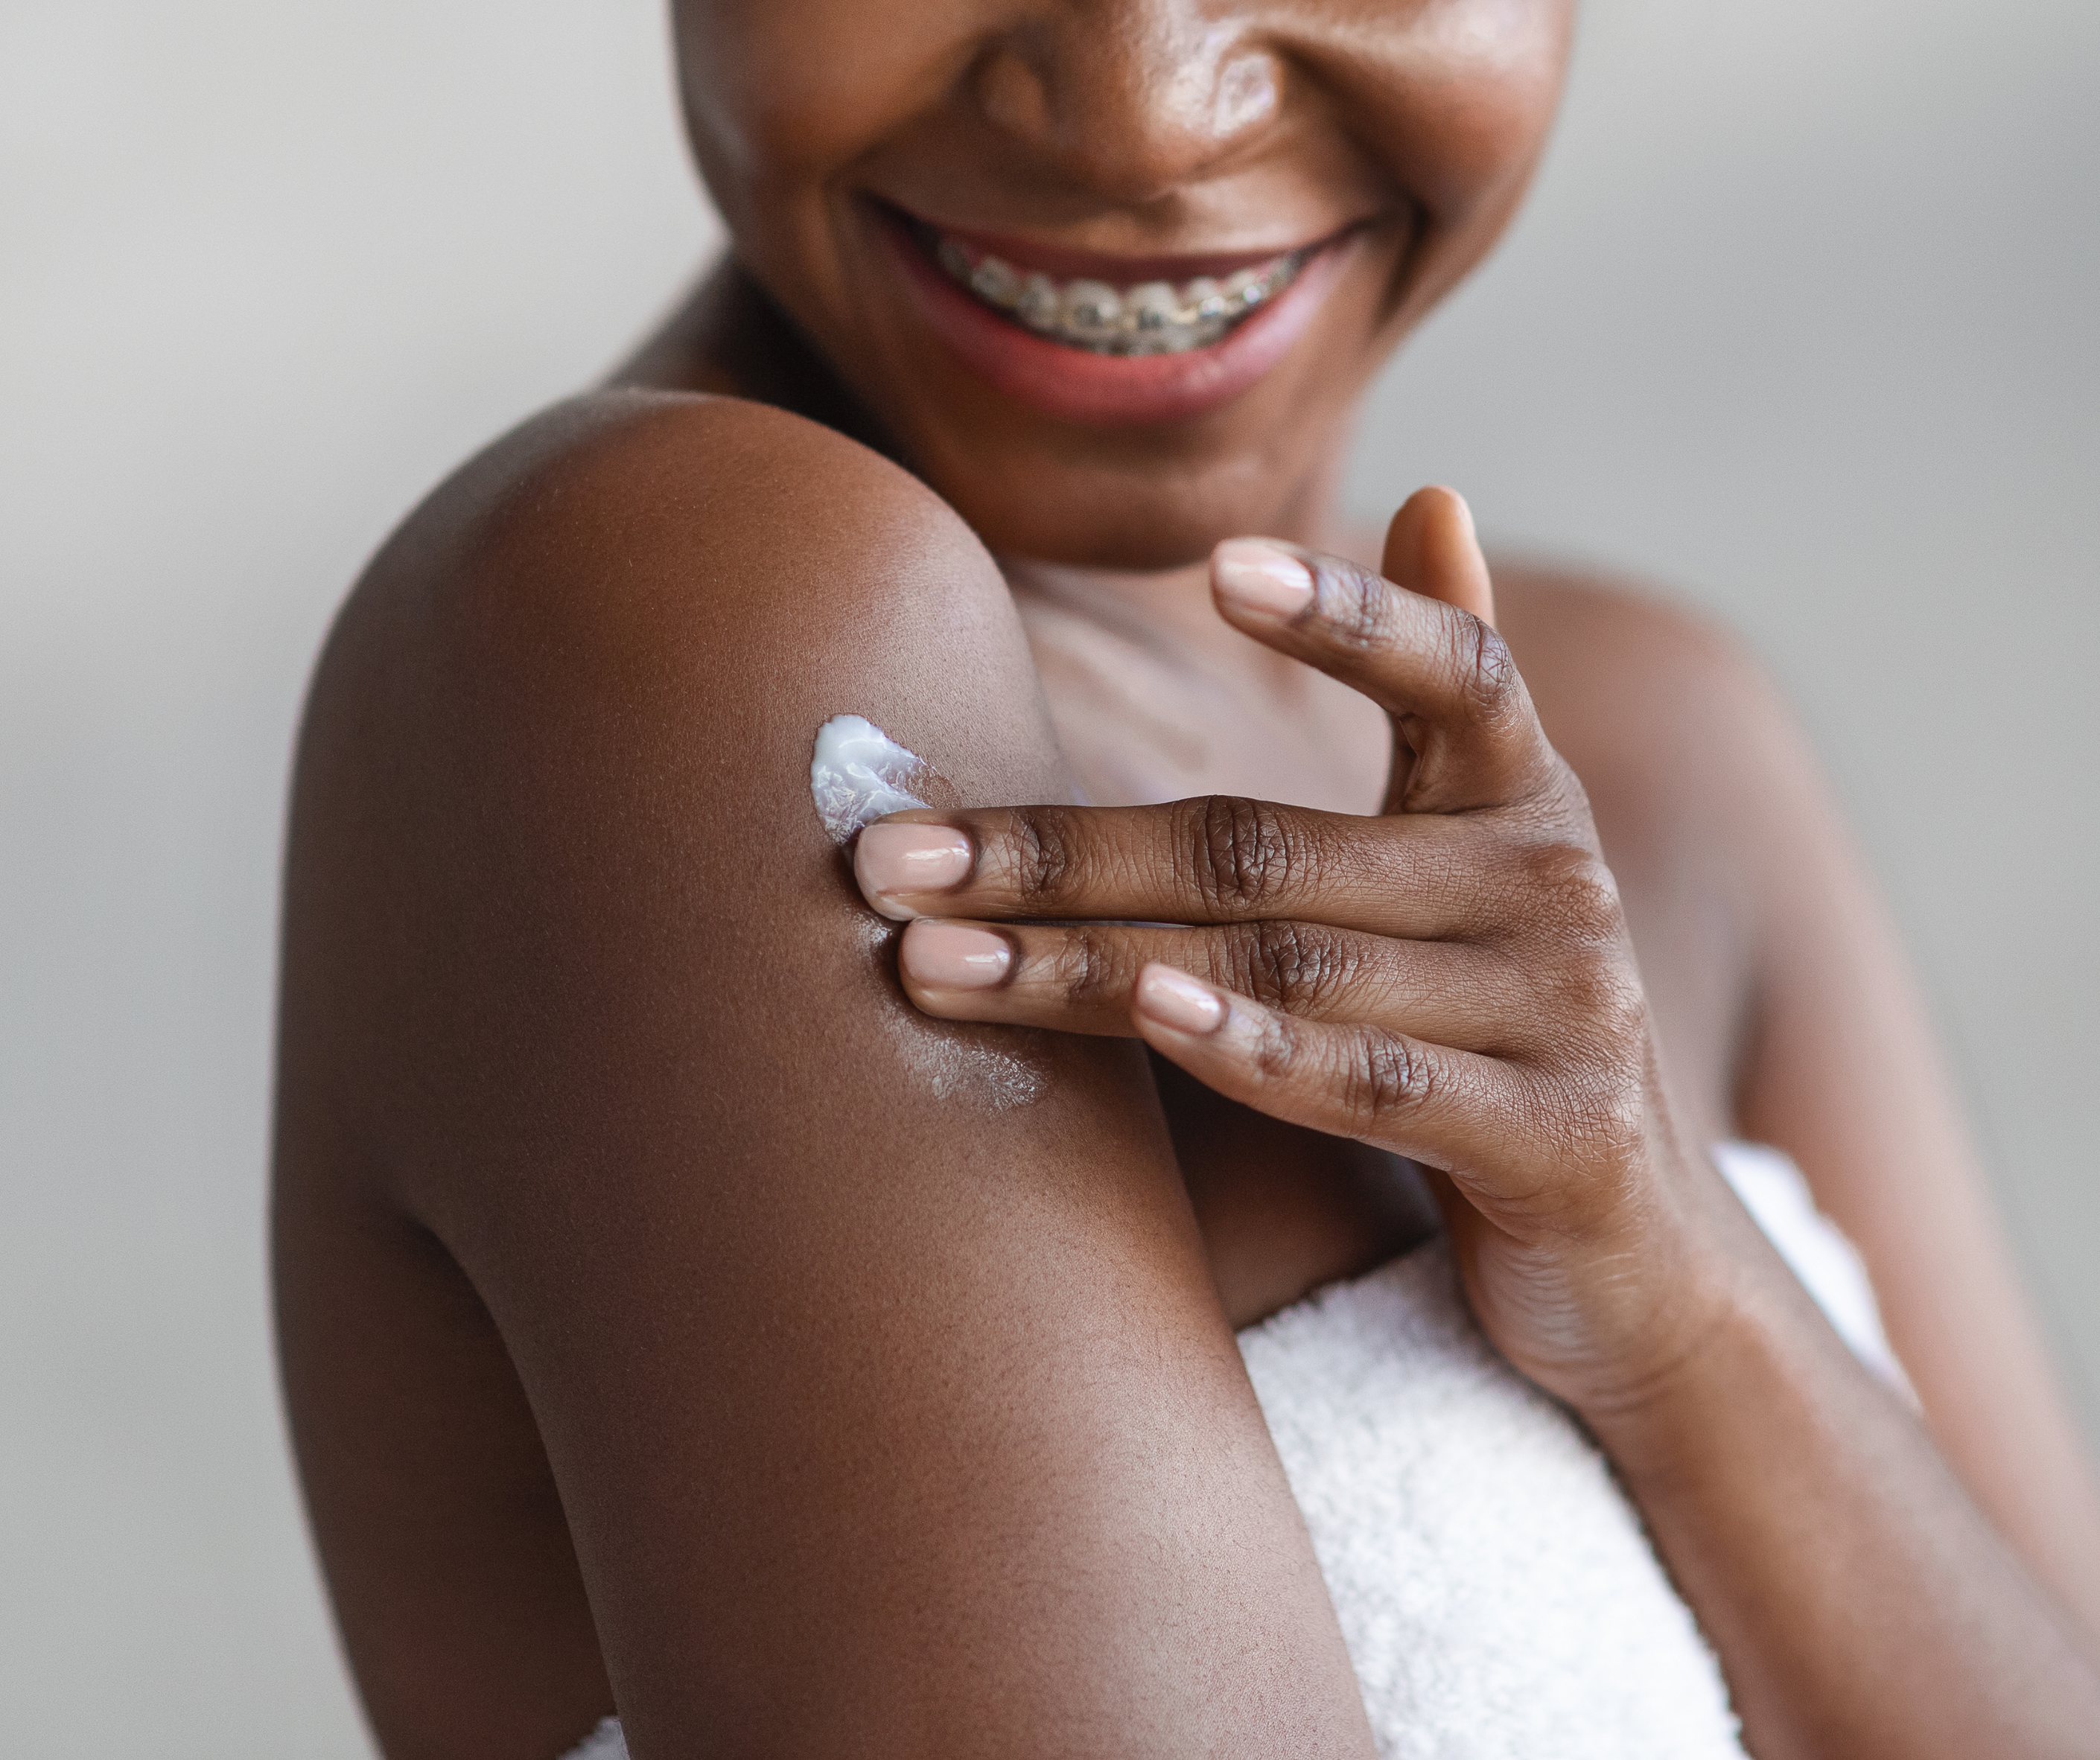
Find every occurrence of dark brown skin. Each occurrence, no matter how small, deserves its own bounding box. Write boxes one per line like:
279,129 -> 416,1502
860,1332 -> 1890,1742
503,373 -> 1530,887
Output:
279,398 -> 1385,1760
275,1 -> 2100,1756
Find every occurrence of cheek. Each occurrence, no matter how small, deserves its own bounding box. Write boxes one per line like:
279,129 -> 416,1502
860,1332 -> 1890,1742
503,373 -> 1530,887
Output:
675,0 -> 981,192
1437,3 -> 1571,199
1346,0 -> 1572,225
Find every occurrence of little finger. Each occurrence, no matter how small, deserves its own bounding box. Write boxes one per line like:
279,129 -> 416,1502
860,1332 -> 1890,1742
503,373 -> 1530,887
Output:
1126,962 -> 1542,1178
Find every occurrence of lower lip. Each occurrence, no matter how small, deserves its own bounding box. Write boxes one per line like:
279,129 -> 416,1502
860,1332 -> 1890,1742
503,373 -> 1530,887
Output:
880,219 -> 1358,429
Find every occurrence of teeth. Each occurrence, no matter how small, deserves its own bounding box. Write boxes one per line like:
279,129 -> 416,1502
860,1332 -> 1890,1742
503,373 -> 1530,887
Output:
969,256 -> 1021,306
1061,280 -> 1122,338
1183,277 -> 1226,322
1126,282 -> 1177,331
1017,273 -> 1059,328
931,235 -> 1304,355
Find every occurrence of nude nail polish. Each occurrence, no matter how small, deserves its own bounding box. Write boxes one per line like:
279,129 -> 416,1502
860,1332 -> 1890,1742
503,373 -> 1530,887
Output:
1134,964 -> 1226,1034
856,823 -> 973,919
1212,540 -> 1314,620
900,921 -> 1012,990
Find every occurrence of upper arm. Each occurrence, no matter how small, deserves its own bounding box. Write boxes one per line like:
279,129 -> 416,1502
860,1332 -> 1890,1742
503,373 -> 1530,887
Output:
275,392 -> 1374,1757
1501,564 -> 2100,1642
1715,640 -> 2100,1640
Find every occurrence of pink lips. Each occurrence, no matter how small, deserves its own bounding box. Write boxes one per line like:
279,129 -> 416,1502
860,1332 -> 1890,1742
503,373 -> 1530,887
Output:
880,214 -> 1359,429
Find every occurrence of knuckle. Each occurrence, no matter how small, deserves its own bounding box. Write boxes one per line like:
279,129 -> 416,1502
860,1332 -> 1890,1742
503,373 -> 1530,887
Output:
1329,561 -> 1395,657
1547,958 -> 1648,1050
1514,839 -> 1624,948
1453,616 -> 1521,726
1180,795 -> 1311,914
1345,1031 -> 1434,1128
1559,1062 -> 1649,1166
1515,989 -> 1651,1182
1560,863 -> 1626,949
1234,919 -> 1362,1012
1054,925 -> 1128,1007
1247,1009 -> 1305,1083
1008,808 -> 1080,909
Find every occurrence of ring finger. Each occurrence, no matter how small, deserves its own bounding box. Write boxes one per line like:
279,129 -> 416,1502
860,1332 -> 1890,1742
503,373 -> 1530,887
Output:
896,915 -> 1531,1056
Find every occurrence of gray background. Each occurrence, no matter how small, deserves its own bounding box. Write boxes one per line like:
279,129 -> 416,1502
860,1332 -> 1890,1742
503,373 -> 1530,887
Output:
2,0 -> 2093,1751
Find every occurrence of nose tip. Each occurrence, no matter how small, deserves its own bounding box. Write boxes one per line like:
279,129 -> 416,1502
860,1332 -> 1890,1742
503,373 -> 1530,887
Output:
1210,50 -> 1282,138
972,16 -> 1284,204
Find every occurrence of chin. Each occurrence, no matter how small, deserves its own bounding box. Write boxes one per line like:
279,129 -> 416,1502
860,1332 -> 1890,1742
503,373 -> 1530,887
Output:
918,450 -> 1334,572
802,229 -> 1400,569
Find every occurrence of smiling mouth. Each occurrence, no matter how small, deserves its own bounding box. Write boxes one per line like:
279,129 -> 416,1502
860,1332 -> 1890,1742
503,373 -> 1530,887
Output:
916,225 -> 1309,358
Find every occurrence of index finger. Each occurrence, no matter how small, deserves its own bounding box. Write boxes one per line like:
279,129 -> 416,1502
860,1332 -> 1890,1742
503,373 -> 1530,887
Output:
854,797 -> 1501,934
1211,529 -> 1557,816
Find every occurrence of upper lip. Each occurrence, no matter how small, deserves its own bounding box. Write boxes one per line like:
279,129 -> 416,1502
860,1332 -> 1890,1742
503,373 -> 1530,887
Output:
876,200 -> 1352,286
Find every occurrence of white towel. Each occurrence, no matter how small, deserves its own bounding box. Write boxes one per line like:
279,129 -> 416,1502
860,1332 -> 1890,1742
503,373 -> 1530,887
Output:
561,1142 -> 1899,1759
1240,1237 -> 1744,1757
556,1718 -> 626,1760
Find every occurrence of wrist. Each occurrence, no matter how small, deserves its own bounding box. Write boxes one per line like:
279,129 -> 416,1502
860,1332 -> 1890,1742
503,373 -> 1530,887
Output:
1562,1219 -> 1741,1426
1574,1223 -> 1855,1497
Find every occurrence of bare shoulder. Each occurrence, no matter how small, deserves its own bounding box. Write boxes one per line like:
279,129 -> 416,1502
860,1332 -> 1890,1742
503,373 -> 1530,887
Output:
282,385 -> 1074,1218
1490,556 -> 1793,783
281,386 -> 1078,1187
1487,554 -> 1830,870
302,387 -> 1035,811
276,392 -> 1373,1758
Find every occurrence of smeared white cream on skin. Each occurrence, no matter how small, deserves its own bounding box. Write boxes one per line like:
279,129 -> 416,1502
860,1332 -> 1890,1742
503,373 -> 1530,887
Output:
811,713 -> 935,844
817,716 -> 1047,1110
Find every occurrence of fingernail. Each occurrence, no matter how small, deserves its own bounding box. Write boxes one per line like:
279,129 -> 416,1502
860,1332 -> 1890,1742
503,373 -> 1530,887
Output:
1134,964 -> 1226,1035
900,921 -> 1012,991
1212,541 -> 1314,621
856,822 -> 973,919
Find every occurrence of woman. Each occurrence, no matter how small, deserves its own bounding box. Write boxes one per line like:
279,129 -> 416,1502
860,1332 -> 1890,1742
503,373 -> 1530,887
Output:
271,0 -> 2100,1754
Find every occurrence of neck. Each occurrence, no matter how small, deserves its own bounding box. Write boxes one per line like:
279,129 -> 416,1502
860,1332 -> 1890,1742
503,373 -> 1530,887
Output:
611,255 -> 901,459
997,484 -> 1372,680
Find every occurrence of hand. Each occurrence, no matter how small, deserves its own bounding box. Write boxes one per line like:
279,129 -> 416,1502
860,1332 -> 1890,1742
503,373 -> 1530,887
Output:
852,489 -> 1731,1418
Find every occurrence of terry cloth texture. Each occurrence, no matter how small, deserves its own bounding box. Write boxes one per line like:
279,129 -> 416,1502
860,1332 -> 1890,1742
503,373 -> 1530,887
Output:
556,1719 -> 626,1760
564,1143 -> 1900,1760
1238,1237 -> 1745,1757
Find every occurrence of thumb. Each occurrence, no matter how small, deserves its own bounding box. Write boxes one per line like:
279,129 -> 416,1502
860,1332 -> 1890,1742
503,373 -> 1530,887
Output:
1382,486 -> 1495,630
